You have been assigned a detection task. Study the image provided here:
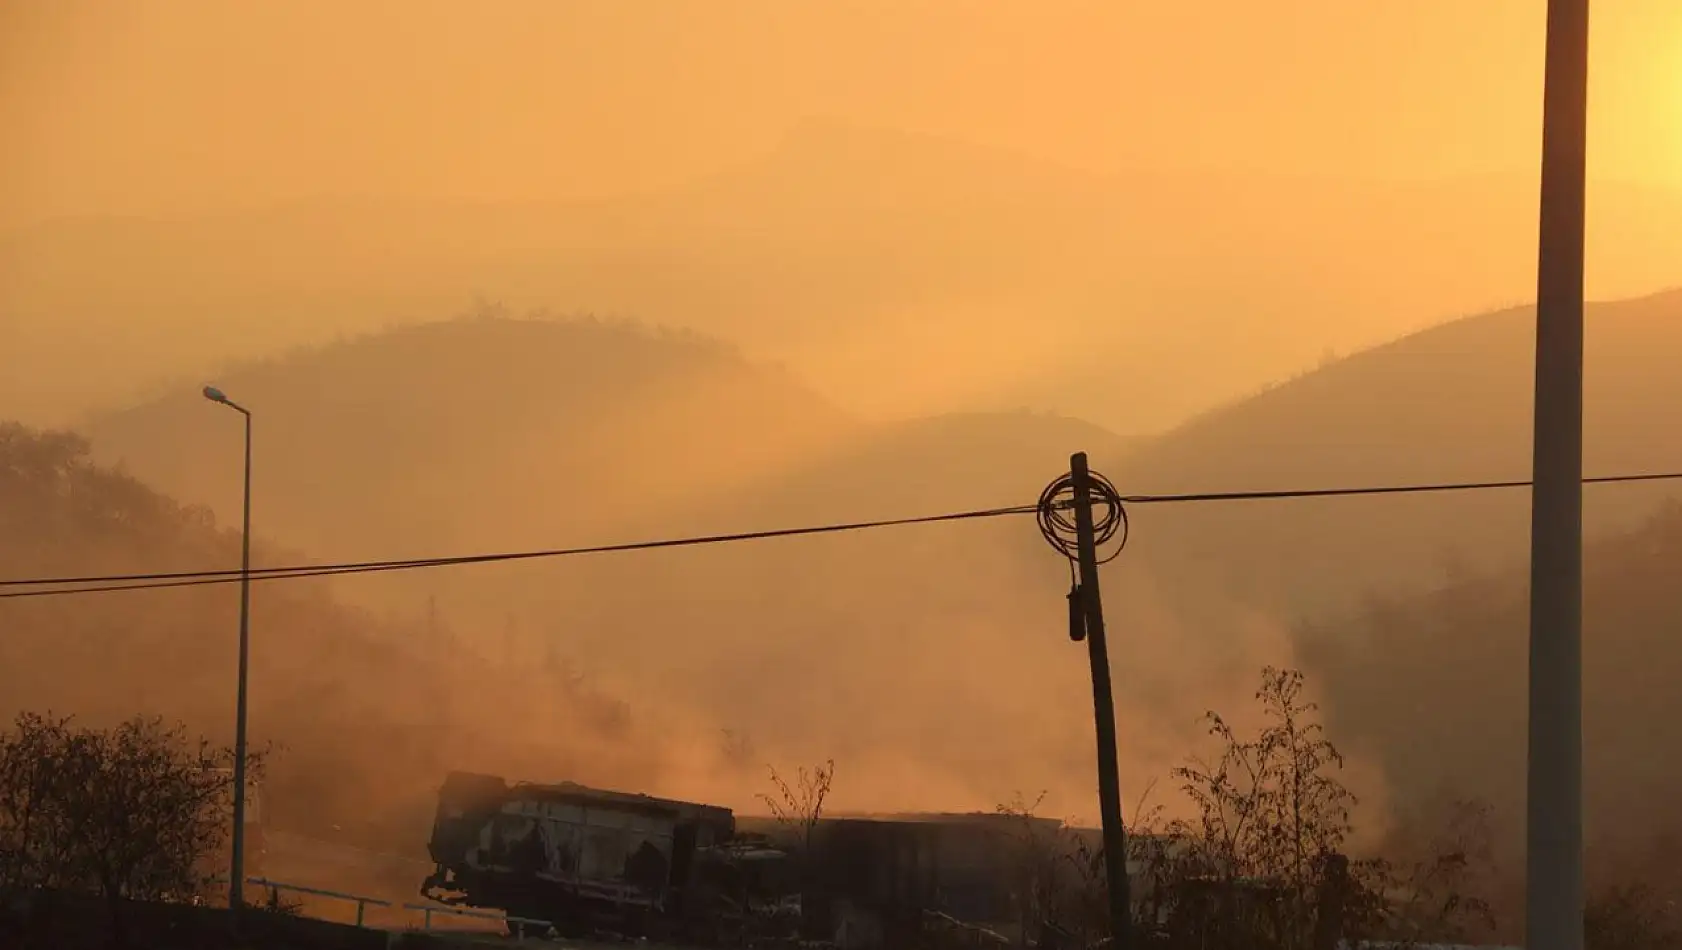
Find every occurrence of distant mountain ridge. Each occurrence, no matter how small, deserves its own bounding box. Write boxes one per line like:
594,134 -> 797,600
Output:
1112,285 -> 1682,619
82,311 -> 858,559
8,119 -> 1682,436
20,286 -> 1682,833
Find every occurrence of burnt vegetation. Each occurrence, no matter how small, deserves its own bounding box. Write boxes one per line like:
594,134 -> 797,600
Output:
758,759 -> 836,855
994,666 -> 1678,949
0,713 -> 267,945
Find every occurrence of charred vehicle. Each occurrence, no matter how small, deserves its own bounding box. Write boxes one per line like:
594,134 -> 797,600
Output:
420,771 -> 794,939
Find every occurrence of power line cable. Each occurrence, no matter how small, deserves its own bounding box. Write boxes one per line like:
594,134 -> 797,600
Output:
0,503 -> 1038,599
4,469 -> 1680,601
1118,470 -> 1682,506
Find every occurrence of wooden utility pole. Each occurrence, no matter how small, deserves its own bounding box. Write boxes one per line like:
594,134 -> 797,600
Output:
1528,1 -> 1590,948
1069,452 -> 1132,947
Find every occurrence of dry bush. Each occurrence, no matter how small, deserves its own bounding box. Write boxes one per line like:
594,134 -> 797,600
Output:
998,667 -> 1501,949
759,758 -> 835,855
0,712 -> 267,940
1140,667 -> 1377,947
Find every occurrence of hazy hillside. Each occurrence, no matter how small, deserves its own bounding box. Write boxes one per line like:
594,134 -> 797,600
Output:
69,316 -> 1226,821
1303,501 -> 1682,866
1112,287 -> 1682,621
8,121 -> 1682,434
83,311 -> 857,560
0,421 -> 742,861
39,288 -> 1682,839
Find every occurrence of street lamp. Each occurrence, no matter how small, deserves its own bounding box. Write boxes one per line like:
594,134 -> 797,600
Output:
202,385 -> 253,913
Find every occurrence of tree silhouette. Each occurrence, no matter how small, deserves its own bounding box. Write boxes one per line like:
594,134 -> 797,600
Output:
0,712 -> 268,940
759,758 -> 835,857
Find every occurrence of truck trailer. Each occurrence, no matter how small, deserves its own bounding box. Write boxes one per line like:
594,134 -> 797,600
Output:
419,770 -> 790,939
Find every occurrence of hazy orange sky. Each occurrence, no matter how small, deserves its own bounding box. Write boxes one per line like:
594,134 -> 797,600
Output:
5,0 -> 1682,229
9,0 -> 1682,861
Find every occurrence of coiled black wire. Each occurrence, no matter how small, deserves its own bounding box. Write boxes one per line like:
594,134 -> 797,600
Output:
1036,469 -> 1129,565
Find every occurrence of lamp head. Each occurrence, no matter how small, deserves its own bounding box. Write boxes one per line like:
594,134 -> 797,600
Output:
202,385 -> 229,404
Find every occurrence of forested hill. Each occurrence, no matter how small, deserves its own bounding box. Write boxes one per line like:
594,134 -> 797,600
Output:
1305,500 -> 1682,872
1111,287 -> 1682,621
69,314 -> 1149,821
0,422 -> 691,857
81,312 -> 859,561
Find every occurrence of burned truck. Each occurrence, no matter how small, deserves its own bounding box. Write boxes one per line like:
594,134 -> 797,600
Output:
420,771 -> 794,939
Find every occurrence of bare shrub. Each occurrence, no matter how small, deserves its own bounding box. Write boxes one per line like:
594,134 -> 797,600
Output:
988,667 -> 1502,948
0,711 -> 268,939
759,758 -> 835,855
1152,667 -> 1372,946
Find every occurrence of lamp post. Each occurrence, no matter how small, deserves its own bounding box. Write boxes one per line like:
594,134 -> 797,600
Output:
1528,1 -> 1590,948
202,385 -> 252,913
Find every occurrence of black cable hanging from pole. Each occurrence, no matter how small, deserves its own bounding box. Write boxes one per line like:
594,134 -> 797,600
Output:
1038,465 -> 1127,644
1036,468 -> 1128,564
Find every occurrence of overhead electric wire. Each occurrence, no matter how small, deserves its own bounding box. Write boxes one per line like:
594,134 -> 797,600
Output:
0,503 -> 1039,599
1117,469 -> 1682,506
3,469 -> 1681,601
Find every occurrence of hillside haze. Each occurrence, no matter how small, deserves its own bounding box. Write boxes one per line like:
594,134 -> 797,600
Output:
76,314 -> 1165,820
8,122 -> 1682,436
1114,286 -> 1682,621
85,312 -> 857,558
16,4 -> 1682,935
65,289 -> 1682,843
1306,501 -> 1682,885
0,423 -> 714,869
9,275 -> 1682,881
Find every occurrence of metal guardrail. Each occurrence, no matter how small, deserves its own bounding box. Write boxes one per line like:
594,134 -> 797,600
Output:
217,874 -> 554,940
247,876 -> 392,928
402,901 -> 555,941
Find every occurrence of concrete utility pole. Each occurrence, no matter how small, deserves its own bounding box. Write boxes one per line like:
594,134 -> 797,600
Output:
1068,452 -> 1132,948
1527,1 -> 1590,948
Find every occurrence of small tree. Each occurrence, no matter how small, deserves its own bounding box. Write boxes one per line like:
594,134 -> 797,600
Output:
0,713 -> 83,893
1163,667 -> 1363,946
0,712 -> 268,940
760,758 -> 835,856
1145,667 -> 1500,948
